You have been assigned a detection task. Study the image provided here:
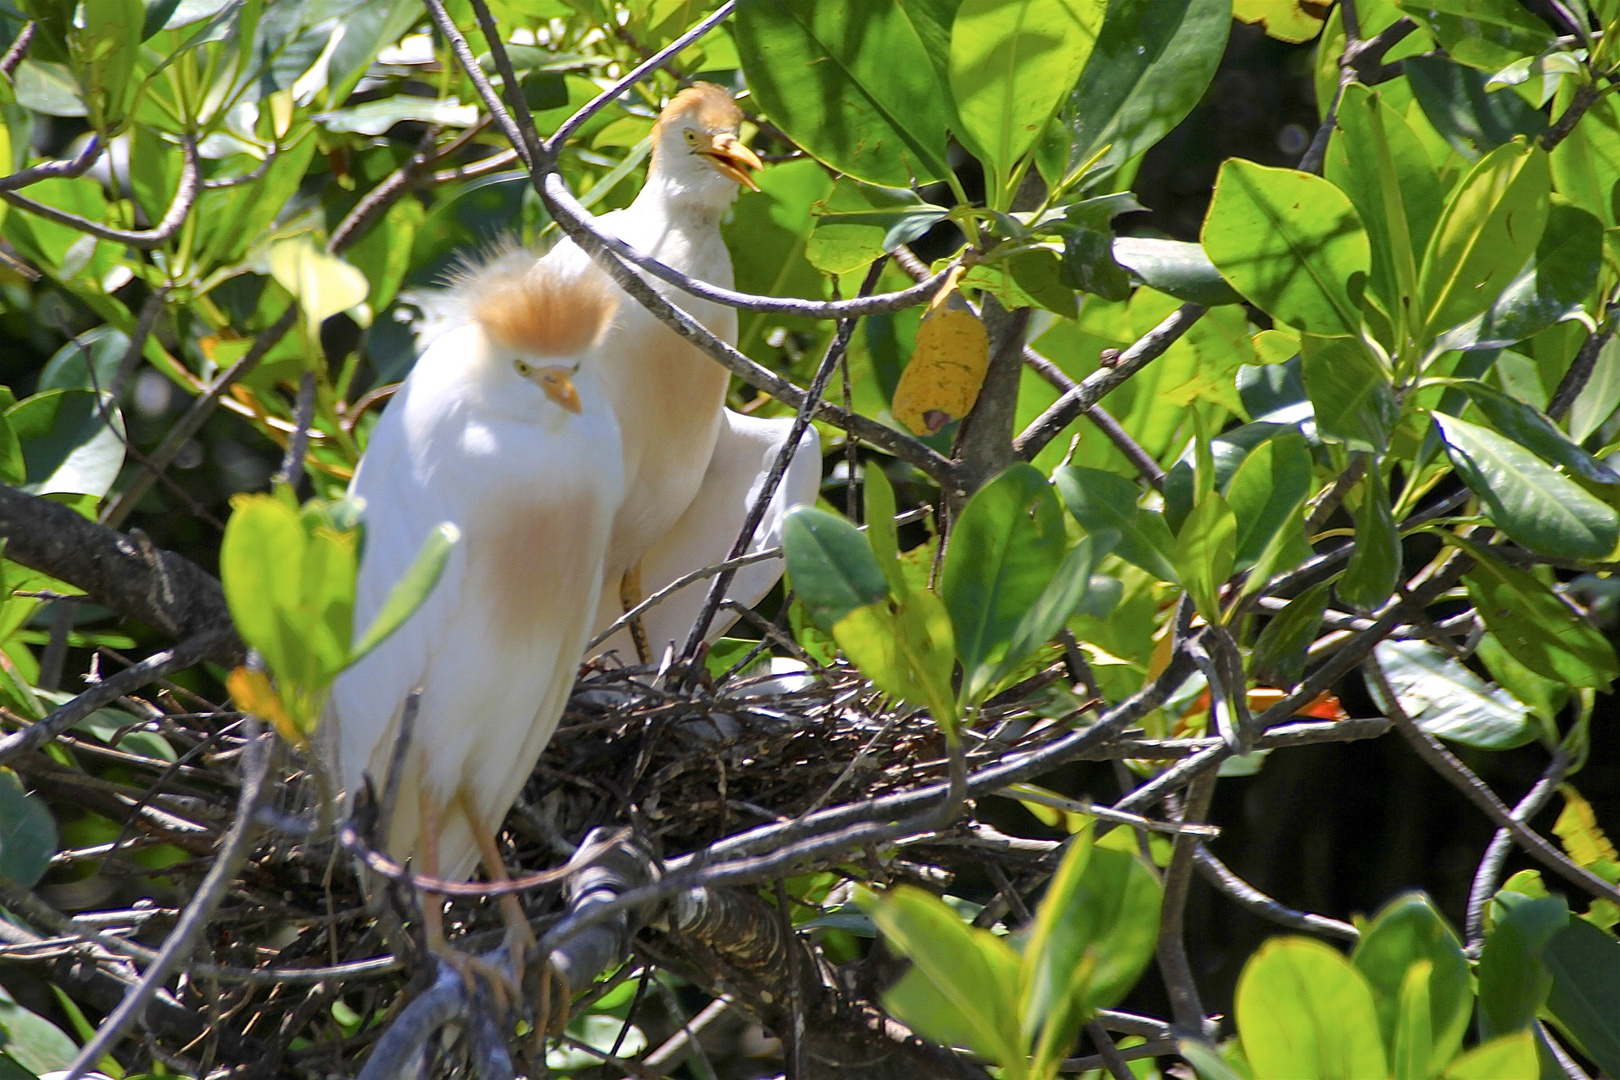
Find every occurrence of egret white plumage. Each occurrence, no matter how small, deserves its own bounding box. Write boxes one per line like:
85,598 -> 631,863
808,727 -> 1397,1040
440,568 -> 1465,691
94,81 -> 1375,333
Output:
327,250 -> 623,995
544,83 -> 822,662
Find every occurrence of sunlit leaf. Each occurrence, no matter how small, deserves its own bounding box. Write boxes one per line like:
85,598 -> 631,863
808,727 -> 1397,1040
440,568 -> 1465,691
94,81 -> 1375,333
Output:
1370,639 -> 1537,749
1236,936 -> 1388,1080
783,507 -> 892,634
1351,894 -> 1472,1077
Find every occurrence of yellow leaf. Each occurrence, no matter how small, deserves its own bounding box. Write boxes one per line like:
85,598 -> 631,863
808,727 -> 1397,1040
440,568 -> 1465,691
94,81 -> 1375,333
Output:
1233,0 -> 1330,43
1251,328 -> 1301,365
1553,785 -> 1619,869
227,666 -> 306,750
891,276 -> 990,436
268,236 -> 369,329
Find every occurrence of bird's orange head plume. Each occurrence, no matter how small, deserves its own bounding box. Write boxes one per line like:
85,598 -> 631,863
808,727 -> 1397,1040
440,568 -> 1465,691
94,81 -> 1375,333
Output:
450,246 -> 618,358
652,82 -> 744,140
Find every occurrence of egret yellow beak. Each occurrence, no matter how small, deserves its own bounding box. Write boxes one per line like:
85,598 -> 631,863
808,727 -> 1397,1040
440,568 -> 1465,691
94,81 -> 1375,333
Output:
538,366 -> 582,414
701,132 -> 763,192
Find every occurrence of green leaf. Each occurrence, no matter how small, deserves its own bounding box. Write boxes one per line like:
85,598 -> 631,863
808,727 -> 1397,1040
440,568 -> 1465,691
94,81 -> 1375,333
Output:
316,96 -> 480,136
1454,378 -> 1618,485
1224,432 -> 1311,573
948,0 -> 1101,192
1416,140 -> 1550,343
1022,827 -> 1164,1072
1350,893 -> 1472,1077
1299,336 -> 1392,451
835,590 -> 959,729
1405,55 -> 1548,161
1391,961 -> 1432,1080
806,179 -> 947,275
1397,0 -> 1556,71
0,770 -> 55,888
1037,0 -> 1229,188
6,389 -> 126,499
1476,631 -> 1569,726
0,986 -> 76,1075
866,884 -> 1026,1073
1550,88 -> 1620,229
736,0 -> 952,186
1055,466 -> 1180,584
1339,469 -> 1400,614
1202,159 -> 1371,337
1440,1032 -> 1539,1080
1432,412 -> 1619,559
1370,640 -> 1537,749
1458,542 -> 1619,692
989,529 -> 1117,690
862,463 -> 908,596
1111,237 -> 1242,306
942,463 -> 1068,697
220,494 -> 306,680
1236,936 -> 1389,1080
1251,582 -> 1329,690
1179,1039 -> 1249,1080
346,522 -> 460,668
0,412 -> 25,487
1542,916 -> 1620,1076
1434,204 -> 1603,353
783,507 -> 893,634
1479,892 -> 1566,1038
1325,84 -> 1441,329
68,0 -> 144,129
1173,490 -> 1236,625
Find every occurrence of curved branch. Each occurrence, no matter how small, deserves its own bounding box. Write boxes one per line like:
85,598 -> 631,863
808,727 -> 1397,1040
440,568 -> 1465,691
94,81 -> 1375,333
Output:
0,137 -> 199,250
1193,848 -> 1360,942
0,134 -> 103,192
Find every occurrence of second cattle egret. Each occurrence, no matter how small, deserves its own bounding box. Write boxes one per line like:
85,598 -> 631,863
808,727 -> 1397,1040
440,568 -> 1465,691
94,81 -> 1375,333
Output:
327,250 -> 623,994
545,83 -> 822,661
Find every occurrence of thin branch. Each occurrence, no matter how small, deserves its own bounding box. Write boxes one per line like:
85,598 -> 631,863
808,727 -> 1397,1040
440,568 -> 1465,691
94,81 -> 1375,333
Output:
1465,751 -> 1569,950
62,724 -> 273,1078
0,137 -> 199,249
1014,303 -> 1205,460
1547,291 -> 1619,420
273,370 -> 318,492
0,20 -> 33,79
0,134 -> 102,192
1193,847 -> 1360,942
1368,657 -> 1620,906
1542,80 -> 1601,152
1156,772 -> 1216,1038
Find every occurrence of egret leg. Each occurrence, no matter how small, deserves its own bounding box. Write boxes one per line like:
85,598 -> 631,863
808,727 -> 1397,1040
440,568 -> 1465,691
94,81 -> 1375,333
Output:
417,796 -> 524,1012
620,562 -> 651,664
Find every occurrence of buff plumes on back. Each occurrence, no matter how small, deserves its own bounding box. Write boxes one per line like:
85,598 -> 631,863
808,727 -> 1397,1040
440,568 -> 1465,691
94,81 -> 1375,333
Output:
449,247 -> 619,357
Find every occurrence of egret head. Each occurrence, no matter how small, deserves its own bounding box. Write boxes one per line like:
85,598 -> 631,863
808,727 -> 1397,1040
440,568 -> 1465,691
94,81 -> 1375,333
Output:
650,83 -> 763,204
451,249 -> 618,416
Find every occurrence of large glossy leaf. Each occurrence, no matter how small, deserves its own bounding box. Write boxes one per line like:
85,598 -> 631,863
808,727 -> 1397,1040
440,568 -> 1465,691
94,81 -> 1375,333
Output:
835,589 -> 959,729
0,986 -> 76,1075
1370,639 -> 1536,749
1326,84 -> 1441,329
1550,89 -> 1620,228
346,522 -> 460,668
1542,916 -> 1620,1076
1350,894 -> 1472,1077
1432,412 -> 1619,559
1038,0 -> 1230,185
1406,55 -> 1548,161
1236,936 -> 1389,1080
862,463 -> 908,596
1478,892 -> 1566,1038
1203,160 -> 1370,337
1392,961 -> 1433,1080
867,885 -> 1025,1070
1301,335 -> 1396,454
948,0 -> 1101,187
1111,237 -> 1241,306
1339,470 -> 1400,614
1416,140 -> 1549,344
6,389 -> 126,500
1222,432 -> 1310,573
736,0 -> 952,186
0,769 -> 56,888
1055,466 -> 1180,583
1456,540 -> 1619,691
1397,0 -> 1556,71
988,530 -> 1116,693
942,463 -> 1068,691
783,507 -> 892,634
1251,582 -> 1329,690
68,0 -> 143,128
1454,379 -> 1618,484
1434,204 -> 1602,352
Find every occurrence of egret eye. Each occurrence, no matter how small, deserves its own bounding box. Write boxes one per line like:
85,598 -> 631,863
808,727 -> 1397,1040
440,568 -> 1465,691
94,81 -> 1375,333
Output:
684,129 -> 700,146
515,359 -> 532,377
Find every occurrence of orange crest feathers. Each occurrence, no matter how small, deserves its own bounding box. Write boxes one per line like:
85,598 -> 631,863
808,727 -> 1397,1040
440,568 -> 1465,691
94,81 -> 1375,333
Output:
452,247 -> 618,358
653,82 -> 744,138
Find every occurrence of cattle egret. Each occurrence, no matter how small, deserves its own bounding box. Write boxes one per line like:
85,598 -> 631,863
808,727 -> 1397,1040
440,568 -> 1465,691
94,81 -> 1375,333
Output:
327,249 -> 623,998
545,83 -> 822,661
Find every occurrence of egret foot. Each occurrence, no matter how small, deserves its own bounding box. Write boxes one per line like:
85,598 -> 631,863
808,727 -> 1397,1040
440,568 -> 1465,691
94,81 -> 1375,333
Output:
620,563 -> 651,664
